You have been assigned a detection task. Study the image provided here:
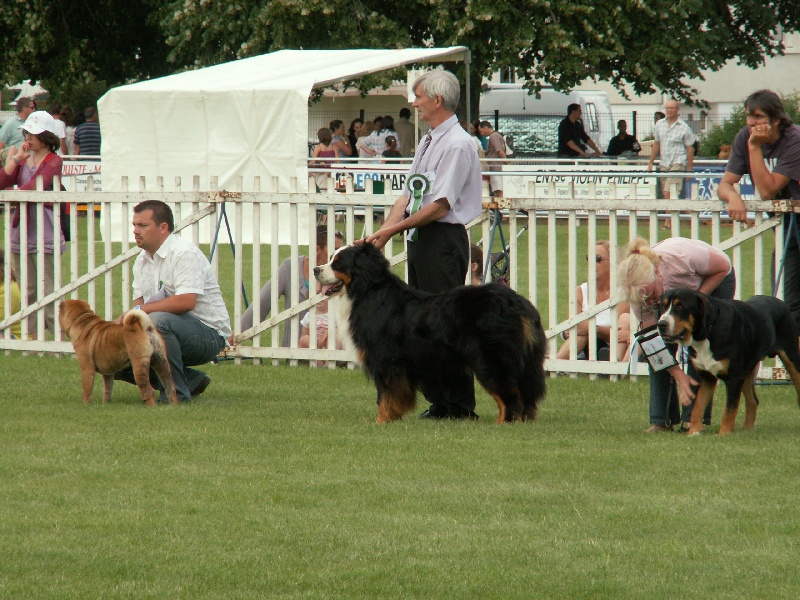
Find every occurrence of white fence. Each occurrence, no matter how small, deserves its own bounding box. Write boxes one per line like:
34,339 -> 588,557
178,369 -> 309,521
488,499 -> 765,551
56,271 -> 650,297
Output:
0,168 -> 794,380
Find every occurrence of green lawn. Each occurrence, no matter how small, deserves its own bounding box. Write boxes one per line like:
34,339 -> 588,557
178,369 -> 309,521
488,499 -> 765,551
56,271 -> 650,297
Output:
2,353 -> 800,599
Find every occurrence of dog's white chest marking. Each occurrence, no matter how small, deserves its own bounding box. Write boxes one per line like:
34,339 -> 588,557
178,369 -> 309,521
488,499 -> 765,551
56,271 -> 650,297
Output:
690,339 -> 725,375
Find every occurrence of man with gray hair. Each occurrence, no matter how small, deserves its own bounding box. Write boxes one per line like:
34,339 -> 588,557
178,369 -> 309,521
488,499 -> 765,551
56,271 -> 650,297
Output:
362,69 -> 482,420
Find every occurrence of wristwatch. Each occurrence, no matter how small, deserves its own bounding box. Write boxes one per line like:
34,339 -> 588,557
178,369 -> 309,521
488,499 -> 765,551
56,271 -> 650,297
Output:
13,156 -> 23,165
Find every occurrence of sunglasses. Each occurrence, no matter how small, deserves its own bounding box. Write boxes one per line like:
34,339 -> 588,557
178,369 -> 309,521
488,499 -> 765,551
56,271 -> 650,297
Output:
586,255 -> 608,263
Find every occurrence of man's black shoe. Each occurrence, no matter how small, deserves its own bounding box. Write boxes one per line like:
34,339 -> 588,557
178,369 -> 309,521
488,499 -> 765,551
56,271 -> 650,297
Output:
419,405 -> 450,419
191,375 -> 212,399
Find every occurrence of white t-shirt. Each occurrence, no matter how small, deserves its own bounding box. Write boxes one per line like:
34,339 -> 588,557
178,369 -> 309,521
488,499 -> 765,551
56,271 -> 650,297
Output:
52,119 -> 67,155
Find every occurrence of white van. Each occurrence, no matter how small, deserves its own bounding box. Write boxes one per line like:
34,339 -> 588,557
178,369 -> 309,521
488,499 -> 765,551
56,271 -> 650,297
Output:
480,84 -> 614,156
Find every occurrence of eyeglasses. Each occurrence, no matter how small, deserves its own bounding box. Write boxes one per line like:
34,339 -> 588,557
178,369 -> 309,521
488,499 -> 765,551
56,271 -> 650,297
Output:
586,255 -> 608,263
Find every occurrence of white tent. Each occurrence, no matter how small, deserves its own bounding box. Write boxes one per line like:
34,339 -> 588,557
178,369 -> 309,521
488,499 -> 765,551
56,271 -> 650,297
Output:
98,47 -> 469,243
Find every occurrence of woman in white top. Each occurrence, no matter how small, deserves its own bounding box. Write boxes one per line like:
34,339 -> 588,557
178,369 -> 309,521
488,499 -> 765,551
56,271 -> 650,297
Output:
557,240 -> 631,361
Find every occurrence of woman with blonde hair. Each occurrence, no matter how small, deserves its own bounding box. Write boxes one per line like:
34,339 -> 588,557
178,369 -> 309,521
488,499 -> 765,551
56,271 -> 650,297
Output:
618,236 -> 735,432
557,240 -> 631,362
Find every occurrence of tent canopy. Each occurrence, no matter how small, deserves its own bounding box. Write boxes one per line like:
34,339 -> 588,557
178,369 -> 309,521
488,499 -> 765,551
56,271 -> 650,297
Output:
97,47 -> 469,242
99,47 -> 469,193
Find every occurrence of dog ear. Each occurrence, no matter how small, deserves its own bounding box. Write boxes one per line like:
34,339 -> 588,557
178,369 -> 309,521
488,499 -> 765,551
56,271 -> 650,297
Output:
697,292 -> 715,340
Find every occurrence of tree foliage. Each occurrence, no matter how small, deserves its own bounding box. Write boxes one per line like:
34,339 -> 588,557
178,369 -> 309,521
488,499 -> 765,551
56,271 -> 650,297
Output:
698,93 -> 800,156
0,0 -> 169,110
2,1 -> 799,114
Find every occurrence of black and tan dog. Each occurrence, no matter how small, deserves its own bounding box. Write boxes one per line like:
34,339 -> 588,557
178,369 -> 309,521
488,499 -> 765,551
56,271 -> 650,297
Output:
657,289 -> 800,435
313,243 -> 546,424
59,299 -> 177,406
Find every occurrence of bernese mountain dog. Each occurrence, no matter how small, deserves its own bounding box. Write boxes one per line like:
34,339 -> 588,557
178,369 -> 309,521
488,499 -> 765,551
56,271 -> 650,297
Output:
658,288 -> 800,435
313,243 -> 546,424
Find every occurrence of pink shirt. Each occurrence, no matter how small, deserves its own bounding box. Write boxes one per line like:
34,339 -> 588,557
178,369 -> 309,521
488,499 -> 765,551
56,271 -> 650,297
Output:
633,237 -> 731,323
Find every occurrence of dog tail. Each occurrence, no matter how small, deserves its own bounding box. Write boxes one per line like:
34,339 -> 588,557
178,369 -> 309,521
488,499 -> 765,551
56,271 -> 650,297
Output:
519,312 -> 547,417
123,310 -> 163,354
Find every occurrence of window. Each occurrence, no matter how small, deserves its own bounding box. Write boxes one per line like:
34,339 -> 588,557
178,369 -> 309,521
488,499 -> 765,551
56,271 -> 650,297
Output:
500,68 -> 516,84
584,103 -> 599,132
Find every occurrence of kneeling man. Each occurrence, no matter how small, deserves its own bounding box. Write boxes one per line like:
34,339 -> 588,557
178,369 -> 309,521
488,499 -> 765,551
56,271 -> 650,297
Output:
116,200 -> 231,401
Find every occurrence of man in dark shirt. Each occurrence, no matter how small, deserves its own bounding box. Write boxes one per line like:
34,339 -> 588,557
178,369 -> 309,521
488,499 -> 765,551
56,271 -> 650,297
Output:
606,120 -> 641,156
74,107 -> 102,156
557,103 -> 602,157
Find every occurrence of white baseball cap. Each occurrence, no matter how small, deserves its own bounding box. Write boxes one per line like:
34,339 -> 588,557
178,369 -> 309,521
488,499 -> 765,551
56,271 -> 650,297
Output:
19,111 -> 58,136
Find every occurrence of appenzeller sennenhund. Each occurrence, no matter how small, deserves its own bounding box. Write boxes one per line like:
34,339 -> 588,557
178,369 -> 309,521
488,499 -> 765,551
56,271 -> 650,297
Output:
657,289 -> 800,435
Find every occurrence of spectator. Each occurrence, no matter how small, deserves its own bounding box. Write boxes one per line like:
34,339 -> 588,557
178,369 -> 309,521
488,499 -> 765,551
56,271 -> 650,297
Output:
115,200 -> 231,402
394,108 -> 416,158
310,127 -> 337,191
73,107 -> 101,156
556,240 -> 631,362
606,120 -> 641,157
61,106 -> 77,155
0,97 -> 36,161
382,135 -> 402,160
717,89 -> 800,333
654,111 -> 666,123
347,118 -> 363,150
356,121 -> 376,162
298,282 -> 345,364
478,121 -> 507,198
469,243 -> 484,285
0,111 -> 65,338
465,121 -> 485,158
558,103 -> 603,158
0,249 -> 22,339
329,120 -> 353,157
48,102 -> 69,155
237,226 -> 344,347
362,70 -> 482,420
648,100 -> 695,220
471,119 -> 488,151
617,237 -> 734,432
357,116 -> 399,159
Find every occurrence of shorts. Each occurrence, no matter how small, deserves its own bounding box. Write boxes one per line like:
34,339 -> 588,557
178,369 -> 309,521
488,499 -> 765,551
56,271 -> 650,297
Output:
660,163 -> 686,196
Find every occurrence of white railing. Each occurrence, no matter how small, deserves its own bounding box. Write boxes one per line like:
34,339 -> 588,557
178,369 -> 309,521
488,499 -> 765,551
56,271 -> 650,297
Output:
0,170 -> 794,380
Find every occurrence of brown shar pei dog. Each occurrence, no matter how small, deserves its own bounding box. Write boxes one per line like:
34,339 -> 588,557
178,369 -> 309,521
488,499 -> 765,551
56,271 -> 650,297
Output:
59,299 -> 178,406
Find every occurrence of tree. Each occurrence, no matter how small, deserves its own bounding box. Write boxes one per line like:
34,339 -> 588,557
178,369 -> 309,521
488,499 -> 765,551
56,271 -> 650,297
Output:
149,0 -> 800,118
698,93 -> 800,156
3,1 -> 799,118
0,0 -> 170,110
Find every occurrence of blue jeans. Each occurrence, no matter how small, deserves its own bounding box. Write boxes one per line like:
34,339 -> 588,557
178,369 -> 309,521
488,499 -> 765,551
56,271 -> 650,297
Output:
116,312 -> 225,401
648,269 -> 736,426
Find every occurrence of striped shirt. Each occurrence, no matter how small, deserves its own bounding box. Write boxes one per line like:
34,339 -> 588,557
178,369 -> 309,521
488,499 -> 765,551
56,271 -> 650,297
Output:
74,121 -> 101,155
654,118 -> 695,168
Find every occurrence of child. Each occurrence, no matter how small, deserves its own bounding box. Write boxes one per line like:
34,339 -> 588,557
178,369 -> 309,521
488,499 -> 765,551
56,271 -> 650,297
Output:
0,249 -> 22,338
382,135 -> 402,160
299,283 -> 344,365
311,127 -> 337,191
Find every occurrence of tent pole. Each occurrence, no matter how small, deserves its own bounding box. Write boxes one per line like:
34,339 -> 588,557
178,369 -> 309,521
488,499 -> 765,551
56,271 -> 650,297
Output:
464,49 -> 472,125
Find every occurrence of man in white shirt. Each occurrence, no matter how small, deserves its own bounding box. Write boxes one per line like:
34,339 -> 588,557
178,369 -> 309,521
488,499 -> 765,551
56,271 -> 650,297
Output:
363,70 -> 482,420
116,200 -> 231,402
648,99 -> 695,200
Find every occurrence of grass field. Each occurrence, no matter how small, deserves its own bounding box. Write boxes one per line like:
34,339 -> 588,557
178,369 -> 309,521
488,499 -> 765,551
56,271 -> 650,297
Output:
3,353 -> 800,599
